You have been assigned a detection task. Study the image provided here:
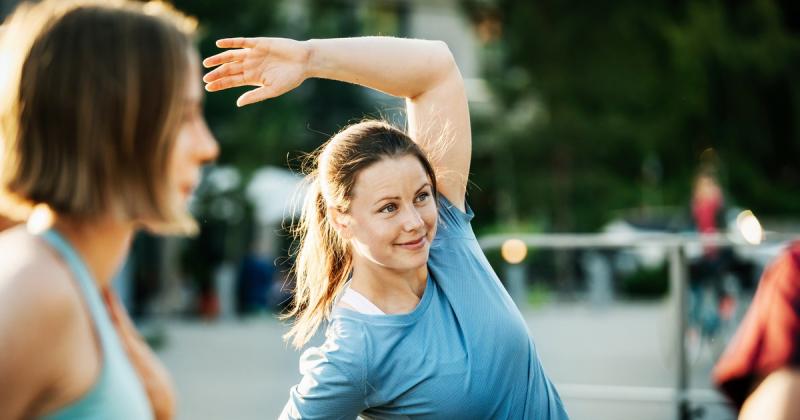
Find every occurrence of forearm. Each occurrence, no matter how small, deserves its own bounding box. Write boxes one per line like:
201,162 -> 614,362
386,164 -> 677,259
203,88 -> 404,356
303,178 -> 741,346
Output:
304,37 -> 457,99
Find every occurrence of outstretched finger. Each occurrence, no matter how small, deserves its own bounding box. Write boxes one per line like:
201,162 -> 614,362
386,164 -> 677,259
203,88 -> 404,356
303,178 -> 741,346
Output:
237,86 -> 275,107
203,62 -> 243,84
203,49 -> 248,68
205,74 -> 248,92
216,37 -> 257,49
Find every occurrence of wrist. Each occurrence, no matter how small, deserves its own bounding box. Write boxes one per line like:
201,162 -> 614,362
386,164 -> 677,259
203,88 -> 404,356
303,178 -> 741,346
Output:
301,39 -> 319,80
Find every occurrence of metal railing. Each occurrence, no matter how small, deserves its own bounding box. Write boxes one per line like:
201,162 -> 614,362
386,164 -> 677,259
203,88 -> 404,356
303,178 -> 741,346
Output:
478,231 -> 798,420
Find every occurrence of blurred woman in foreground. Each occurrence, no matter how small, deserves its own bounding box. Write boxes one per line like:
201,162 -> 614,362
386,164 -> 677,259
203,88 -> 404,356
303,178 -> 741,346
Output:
0,1 -> 218,418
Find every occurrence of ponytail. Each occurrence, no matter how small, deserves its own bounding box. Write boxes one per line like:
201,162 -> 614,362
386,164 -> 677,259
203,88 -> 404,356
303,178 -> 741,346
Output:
282,175 -> 352,349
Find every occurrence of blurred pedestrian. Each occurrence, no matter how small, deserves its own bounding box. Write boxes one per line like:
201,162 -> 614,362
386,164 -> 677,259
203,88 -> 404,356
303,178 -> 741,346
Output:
688,169 -> 736,341
204,36 -> 568,419
236,231 -> 275,315
0,1 -> 218,419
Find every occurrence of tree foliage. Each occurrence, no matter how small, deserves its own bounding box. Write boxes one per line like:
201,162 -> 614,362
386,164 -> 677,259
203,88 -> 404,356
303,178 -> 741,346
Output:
173,0 -> 800,234
462,0 -> 800,231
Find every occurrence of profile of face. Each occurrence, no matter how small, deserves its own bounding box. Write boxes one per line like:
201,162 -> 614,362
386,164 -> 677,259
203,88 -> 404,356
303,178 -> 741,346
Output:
333,155 -> 438,273
169,52 -> 219,205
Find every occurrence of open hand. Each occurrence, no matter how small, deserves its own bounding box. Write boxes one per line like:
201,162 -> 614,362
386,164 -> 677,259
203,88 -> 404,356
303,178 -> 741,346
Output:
202,37 -> 310,107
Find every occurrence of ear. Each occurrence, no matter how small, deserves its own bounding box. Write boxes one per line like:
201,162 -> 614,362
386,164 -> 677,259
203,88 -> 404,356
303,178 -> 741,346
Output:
327,206 -> 353,240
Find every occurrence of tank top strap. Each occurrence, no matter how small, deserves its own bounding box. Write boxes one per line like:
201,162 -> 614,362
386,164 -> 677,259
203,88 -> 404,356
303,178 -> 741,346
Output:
39,228 -> 116,349
39,228 -> 154,419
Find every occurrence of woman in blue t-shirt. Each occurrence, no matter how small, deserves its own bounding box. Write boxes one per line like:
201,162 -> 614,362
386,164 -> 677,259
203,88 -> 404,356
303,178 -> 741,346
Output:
205,36 -> 568,419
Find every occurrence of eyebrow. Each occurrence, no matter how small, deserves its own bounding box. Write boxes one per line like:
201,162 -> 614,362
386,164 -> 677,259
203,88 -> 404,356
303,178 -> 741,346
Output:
372,182 -> 432,206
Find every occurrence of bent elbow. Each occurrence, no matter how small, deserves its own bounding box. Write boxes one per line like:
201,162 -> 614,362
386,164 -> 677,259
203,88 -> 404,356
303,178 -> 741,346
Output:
432,40 -> 458,78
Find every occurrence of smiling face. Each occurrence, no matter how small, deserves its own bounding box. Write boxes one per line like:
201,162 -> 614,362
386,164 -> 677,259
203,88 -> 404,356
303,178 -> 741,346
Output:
339,155 -> 438,273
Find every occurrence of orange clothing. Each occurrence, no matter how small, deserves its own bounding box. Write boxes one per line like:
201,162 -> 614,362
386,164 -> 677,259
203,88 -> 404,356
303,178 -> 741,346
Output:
713,242 -> 800,408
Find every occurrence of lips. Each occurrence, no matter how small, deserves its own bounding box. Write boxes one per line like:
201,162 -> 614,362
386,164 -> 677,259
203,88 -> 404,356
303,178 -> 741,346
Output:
180,183 -> 197,197
181,178 -> 199,195
396,236 -> 427,250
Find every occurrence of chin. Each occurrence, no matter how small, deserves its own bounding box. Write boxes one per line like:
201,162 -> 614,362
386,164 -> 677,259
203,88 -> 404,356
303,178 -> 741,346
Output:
396,253 -> 430,272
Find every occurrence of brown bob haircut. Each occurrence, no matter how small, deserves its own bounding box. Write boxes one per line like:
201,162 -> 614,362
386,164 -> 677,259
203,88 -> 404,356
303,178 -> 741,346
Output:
0,0 -> 198,233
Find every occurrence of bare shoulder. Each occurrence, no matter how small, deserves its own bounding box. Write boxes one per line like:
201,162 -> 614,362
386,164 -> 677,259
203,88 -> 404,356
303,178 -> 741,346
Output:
0,226 -> 80,316
0,228 -> 82,394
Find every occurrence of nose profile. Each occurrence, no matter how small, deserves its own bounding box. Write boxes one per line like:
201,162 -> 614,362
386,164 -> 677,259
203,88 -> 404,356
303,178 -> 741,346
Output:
196,119 -> 220,164
403,206 -> 424,232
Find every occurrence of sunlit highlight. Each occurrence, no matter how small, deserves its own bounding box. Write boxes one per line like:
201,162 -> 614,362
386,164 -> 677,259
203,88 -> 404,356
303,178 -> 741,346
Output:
736,210 -> 763,245
26,204 -> 54,234
501,238 -> 527,264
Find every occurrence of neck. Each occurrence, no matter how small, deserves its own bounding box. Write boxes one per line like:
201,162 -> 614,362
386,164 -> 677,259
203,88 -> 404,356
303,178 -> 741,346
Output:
52,215 -> 135,289
349,255 -> 428,313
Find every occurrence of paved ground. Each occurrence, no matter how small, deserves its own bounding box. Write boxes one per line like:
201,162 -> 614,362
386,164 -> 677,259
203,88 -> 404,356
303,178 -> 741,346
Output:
157,300 -> 737,420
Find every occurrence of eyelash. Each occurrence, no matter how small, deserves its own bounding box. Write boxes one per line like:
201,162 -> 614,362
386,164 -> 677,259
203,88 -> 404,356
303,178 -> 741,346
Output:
379,192 -> 431,214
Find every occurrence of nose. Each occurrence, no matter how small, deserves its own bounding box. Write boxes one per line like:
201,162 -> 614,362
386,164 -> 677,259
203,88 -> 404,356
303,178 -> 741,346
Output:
195,118 -> 219,164
403,206 -> 424,232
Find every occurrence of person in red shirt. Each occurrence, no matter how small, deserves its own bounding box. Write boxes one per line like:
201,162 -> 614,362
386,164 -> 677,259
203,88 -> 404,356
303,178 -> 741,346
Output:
688,170 -> 734,340
713,242 -> 800,419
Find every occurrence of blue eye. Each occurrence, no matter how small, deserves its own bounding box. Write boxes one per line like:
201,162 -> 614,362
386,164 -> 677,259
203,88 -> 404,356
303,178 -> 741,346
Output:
415,192 -> 430,203
380,203 -> 397,213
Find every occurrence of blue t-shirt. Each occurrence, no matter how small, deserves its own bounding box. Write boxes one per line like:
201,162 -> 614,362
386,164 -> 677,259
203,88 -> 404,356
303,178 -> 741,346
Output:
280,196 -> 568,419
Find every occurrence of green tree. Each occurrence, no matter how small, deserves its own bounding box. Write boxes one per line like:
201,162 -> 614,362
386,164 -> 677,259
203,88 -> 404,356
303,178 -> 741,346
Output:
462,0 -> 800,232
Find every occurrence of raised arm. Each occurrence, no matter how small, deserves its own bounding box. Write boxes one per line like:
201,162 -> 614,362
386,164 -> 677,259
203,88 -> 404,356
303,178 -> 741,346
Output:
203,37 -> 471,210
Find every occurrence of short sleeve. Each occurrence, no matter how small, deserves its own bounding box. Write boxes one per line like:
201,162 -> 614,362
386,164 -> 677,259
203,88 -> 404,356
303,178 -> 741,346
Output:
280,321 -> 368,419
713,243 -> 800,408
434,193 -> 475,239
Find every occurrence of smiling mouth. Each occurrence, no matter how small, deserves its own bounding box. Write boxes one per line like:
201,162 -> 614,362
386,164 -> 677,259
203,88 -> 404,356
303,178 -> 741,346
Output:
181,184 -> 196,197
396,236 -> 427,249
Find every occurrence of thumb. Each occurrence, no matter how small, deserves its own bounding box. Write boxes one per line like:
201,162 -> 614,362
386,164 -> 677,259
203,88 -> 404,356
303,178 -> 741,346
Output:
237,86 -> 275,107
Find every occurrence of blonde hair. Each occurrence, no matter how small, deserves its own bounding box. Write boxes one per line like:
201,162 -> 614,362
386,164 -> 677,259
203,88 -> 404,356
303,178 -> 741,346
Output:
283,120 -> 438,348
0,0 -> 199,234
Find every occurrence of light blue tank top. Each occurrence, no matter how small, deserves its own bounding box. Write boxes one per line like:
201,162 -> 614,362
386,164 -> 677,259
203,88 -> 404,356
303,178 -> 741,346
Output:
281,195 -> 568,419
39,229 -> 153,420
